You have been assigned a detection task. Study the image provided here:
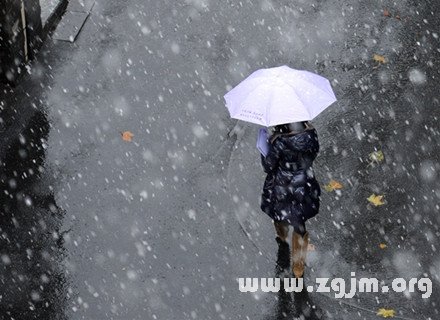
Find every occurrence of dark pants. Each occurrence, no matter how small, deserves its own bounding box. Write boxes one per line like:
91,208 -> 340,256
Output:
275,214 -> 306,236
288,214 -> 306,236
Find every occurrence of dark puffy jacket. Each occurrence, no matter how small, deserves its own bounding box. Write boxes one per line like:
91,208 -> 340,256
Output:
260,127 -> 321,224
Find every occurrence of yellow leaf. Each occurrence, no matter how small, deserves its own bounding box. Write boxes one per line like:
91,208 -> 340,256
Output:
373,54 -> 387,64
324,179 -> 343,192
367,194 -> 385,206
379,243 -> 387,249
121,131 -> 134,142
369,150 -> 384,163
377,308 -> 395,318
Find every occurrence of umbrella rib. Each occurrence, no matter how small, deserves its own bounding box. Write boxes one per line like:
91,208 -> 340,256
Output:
283,78 -> 335,118
266,84 -> 275,126
283,77 -> 335,102
284,84 -> 310,120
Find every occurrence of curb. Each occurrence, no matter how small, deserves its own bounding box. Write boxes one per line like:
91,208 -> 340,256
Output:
41,0 -> 69,41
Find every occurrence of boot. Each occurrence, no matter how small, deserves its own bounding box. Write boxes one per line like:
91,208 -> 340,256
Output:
275,236 -> 290,277
291,231 -> 309,278
274,221 -> 289,243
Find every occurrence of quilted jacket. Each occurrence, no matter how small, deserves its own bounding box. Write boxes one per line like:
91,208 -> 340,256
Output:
260,127 -> 321,224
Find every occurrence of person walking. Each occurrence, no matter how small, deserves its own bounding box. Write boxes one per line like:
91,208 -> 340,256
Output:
260,120 -> 321,278
223,65 -> 335,277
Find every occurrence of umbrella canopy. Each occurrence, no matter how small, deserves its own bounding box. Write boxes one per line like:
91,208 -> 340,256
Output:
224,65 -> 337,126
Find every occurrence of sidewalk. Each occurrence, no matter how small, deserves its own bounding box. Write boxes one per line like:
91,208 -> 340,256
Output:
0,0 -> 439,319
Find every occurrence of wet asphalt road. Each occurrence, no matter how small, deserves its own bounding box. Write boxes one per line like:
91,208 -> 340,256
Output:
1,0 -> 440,319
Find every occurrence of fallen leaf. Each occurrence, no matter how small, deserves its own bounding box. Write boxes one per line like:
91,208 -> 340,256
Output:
307,244 -> 316,251
377,308 -> 395,318
367,194 -> 385,206
324,179 -> 343,192
373,54 -> 387,64
369,150 -> 384,163
379,243 -> 387,249
383,9 -> 391,17
395,15 -> 401,20
121,131 -> 134,142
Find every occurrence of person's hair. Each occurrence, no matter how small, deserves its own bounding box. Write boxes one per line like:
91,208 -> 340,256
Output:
273,121 -> 309,134
273,124 -> 291,134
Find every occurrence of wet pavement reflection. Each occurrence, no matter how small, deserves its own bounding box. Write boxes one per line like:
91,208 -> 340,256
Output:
0,110 -> 67,319
267,238 -> 323,320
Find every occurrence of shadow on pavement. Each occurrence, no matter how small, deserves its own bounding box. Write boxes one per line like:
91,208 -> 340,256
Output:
0,110 -> 67,319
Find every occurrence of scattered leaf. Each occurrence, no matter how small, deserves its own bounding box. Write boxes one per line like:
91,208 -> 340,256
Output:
324,179 -> 343,192
369,150 -> 384,163
373,54 -> 387,64
395,15 -> 401,20
121,131 -> 134,142
377,308 -> 395,318
383,9 -> 391,17
367,194 -> 385,206
307,244 -> 316,251
379,243 -> 387,249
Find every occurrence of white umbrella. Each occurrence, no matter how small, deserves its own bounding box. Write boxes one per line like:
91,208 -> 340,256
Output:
224,65 -> 337,126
